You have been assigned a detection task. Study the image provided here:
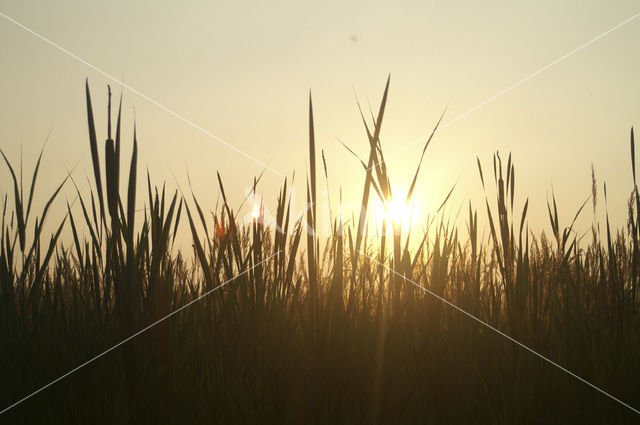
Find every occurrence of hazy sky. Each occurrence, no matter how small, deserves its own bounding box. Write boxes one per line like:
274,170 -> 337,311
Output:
1,1 -> 640,244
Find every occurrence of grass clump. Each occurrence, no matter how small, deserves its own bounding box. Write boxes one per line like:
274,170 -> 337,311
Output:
0,80 -> 639,424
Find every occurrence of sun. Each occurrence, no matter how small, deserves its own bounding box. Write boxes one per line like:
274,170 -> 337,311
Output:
374,193 -> 420,232
251,202 -> 262,220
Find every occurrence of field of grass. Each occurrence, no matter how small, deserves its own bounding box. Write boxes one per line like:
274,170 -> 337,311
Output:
1,81 -> 640,424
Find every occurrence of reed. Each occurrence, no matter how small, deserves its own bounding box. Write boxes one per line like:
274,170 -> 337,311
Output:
0,81 -> 639,424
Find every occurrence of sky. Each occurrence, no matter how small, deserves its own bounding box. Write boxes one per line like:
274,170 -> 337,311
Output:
1,1 -> 640,247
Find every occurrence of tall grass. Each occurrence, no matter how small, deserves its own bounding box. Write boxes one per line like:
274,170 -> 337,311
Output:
0,81 -> 639,424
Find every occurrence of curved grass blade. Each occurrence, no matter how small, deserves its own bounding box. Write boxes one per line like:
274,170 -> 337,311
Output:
0,149 -> 25,253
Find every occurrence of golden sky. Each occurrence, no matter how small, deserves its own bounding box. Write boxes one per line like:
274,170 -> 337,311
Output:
1,1 -> 640,242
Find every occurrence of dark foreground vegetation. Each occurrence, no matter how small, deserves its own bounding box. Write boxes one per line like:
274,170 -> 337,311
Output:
1,80 -> 640,424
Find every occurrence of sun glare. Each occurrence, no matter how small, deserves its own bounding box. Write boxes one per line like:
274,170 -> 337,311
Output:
374,194 -> 420,232
252,202 -> 262,220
